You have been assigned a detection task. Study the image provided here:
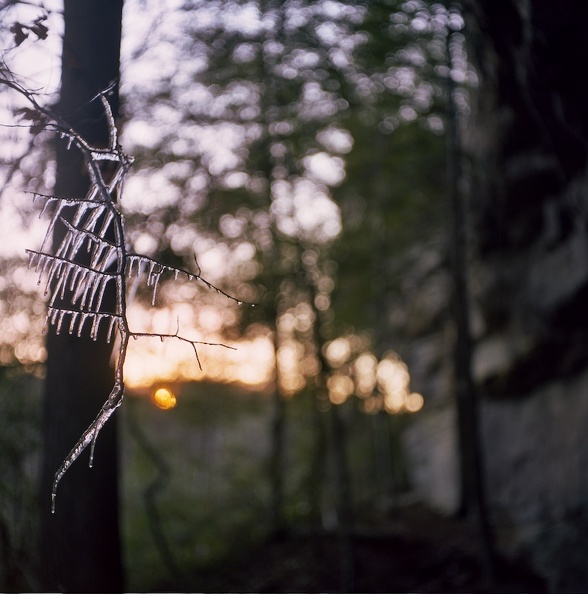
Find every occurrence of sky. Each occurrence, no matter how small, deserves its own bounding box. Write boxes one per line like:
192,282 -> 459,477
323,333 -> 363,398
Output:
0,0 -> 438,414
0,0 -> 345,388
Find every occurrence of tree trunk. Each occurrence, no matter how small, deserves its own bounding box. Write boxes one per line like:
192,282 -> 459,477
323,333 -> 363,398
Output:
39,2 -> 124,591
269,354 -> 286,533
310,277 -> 355,591
445,23 -> 496,584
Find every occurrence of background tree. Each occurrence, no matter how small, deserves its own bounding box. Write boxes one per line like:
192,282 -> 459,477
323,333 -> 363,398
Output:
118,0 -> 461,544
121,0 -> 365,537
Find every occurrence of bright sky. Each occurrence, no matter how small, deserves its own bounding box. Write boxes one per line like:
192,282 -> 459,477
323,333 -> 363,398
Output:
0,0 -> 430,414
0,0 -> 344,392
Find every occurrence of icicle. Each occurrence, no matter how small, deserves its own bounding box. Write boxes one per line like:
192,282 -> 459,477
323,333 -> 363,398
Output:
76,271 -> 108,310
83,273 -> 100,309
147,261 -> 157,285
40,202 -> 66,253
54,232 -> 69,259
88,428 -> 98,467
69,266 -> 82,292
32,252 -> 44,274
69,311 -> 79,334
49,274 -> 66,306
137,258 -> 146,280
80,275 -> 97,310
47,308 -> 58,327
77,312 -> 89,337
59,265 -> 74,300
151,272 -> 162,306
43,262 -> 56,297
45,259 -> 64,293
68,229 -> 89,260
89,243 -> 104,270
97,211 -> 114,240
40,198 -> 66,252
71,270 -> 88,305
125,257 -> 133,278
83,273 -> 100,310
94,277 -> 110,312
39,254 -> 52,283
71,203 -> 85,227
38,196 -> 54,219
106,316 -> 117,344
103,247 -> 119,275
126,272 -> 141,306
83,205 -> 106,235
98,242 -> 115,271
90,314 -> 101,341
101,93 -> 117,150
26,250 -> 37,269
129,256 -> 142,278
126,256 -> 135,277
56,310 -> 66,335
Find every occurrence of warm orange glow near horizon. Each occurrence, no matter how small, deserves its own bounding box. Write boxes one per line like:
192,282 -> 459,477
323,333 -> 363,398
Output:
123,303 -> 275,390
124,331 -> 275,390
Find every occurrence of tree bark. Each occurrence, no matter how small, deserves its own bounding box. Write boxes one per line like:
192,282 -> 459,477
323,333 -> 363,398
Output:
446,22 -> 496,584
39,2 -> 124,591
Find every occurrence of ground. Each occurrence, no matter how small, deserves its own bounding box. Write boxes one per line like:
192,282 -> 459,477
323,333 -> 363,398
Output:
155,504 -> 546,593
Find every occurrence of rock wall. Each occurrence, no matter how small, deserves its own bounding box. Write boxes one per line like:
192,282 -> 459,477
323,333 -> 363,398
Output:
402,2 -> 588,589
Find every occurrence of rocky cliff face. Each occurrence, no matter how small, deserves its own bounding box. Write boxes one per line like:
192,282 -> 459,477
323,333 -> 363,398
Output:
402,2 -> 588,589
467,0 -> 588,394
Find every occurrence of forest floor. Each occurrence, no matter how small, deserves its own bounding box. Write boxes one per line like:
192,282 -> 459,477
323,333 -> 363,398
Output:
157,504 -> 547,593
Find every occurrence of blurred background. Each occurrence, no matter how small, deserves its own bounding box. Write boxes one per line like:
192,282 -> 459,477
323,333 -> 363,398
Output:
1,0 -> 587,592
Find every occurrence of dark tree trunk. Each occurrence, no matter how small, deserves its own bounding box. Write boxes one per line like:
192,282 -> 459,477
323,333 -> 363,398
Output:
269,358 -> 286,532
310,279 -> 355,592
39,2 -> 124,591
446,24 -> 495,584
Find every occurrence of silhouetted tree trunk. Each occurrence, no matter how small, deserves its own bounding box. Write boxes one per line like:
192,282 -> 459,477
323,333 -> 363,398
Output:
307,388 -> 328,526
328,402 -> 355,592
446,21 -> 496,584
269,340 -> 286,532
256,0 -> 288,534
309,275 -> 354,592
39,2 -> 124,591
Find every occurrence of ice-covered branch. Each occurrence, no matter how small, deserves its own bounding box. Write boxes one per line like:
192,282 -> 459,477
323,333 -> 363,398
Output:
13,80 -> 251,511
126,253 -> 252,306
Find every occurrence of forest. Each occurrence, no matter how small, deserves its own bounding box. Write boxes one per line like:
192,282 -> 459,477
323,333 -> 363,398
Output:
1,0 -> 587,592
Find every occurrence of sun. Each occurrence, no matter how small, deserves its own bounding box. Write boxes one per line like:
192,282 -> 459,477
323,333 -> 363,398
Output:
152,387 -> 177,410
